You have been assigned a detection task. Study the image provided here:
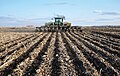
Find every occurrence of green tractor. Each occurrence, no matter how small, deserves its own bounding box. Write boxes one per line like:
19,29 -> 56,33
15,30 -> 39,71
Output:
36,16 -> 82,32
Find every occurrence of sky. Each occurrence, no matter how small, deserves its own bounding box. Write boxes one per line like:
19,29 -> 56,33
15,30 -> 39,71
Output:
0,0 -> 120,27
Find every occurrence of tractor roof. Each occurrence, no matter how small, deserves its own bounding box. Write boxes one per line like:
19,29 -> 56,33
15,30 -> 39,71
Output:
54,15 -> 65,19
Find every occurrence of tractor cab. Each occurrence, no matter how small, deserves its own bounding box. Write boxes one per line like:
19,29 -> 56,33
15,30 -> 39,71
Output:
54,16 -> 65,26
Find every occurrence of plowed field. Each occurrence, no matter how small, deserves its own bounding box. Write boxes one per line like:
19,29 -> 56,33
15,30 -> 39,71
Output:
0,31 -> 120,76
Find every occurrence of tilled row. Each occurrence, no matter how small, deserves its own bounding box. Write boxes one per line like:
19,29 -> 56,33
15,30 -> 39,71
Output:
57,32 -> 77,76
35,32 -> 56,76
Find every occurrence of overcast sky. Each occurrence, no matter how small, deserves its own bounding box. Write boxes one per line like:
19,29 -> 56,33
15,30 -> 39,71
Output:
0,0 -> 120,27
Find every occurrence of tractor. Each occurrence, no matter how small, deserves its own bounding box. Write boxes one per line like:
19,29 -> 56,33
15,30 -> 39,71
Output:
36,16 -> 82,32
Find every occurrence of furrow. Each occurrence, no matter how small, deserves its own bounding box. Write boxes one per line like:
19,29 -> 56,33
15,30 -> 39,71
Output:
50,32 -> 61,76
